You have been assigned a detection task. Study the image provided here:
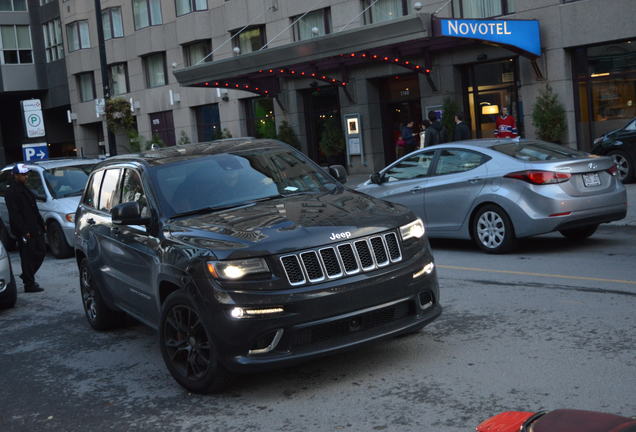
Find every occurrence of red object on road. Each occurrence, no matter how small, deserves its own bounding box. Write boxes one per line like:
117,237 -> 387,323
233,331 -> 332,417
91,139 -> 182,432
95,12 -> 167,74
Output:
477,409 -> 636,432
476,411 -> 535,432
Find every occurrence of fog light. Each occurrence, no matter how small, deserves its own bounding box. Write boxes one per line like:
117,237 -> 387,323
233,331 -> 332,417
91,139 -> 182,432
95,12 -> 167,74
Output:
413,262 -> 435,278
230,306 -> 284,319
230,307 -> 245,318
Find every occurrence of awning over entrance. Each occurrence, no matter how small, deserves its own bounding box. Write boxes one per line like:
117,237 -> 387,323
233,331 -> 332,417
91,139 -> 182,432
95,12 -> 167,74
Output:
174,13 -> 541,97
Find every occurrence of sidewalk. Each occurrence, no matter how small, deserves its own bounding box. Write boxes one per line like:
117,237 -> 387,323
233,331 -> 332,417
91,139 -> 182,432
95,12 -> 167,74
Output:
345,175 -> 636,227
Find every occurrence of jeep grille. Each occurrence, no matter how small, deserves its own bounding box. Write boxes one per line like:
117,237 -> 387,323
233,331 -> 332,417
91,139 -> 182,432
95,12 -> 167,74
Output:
279,232 -> 402,287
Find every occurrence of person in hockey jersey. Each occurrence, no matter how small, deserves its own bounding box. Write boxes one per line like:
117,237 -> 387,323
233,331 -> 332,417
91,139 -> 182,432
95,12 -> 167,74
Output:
494,106 -> 518,138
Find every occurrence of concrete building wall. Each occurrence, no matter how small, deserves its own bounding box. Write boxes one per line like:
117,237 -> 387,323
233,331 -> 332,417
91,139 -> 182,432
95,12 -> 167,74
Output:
53,0 -> 635,166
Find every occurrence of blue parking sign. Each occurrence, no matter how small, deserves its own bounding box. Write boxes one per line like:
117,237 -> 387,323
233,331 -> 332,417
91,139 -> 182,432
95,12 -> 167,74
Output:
22,143 -> 49,162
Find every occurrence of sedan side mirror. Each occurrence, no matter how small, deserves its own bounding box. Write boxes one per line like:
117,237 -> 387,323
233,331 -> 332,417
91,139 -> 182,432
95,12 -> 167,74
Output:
111,202 -> 150,226
370,172 -> 383,185
328,165 -> 348,184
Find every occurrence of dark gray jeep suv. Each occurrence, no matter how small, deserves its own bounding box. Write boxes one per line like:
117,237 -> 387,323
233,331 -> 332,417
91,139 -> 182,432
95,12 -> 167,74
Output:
75,139 -> 441,393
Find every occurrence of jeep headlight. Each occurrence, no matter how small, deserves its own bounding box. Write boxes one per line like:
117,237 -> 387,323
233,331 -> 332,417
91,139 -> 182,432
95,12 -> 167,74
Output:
400,218 -> 425,240
207,258 -> 270,280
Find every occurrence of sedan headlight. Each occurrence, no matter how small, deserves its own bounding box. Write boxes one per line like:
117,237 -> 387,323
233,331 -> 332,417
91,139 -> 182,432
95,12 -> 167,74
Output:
207,258 -> 270,280
593,137 -> 603,145
400,218 -> 425,240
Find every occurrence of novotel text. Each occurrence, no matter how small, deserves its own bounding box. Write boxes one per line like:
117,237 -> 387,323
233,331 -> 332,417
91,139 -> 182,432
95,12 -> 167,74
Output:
447,21 -> 512,36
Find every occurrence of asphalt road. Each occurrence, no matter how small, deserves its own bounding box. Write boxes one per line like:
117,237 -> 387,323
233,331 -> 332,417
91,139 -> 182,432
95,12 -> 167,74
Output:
1,226 -> 634,431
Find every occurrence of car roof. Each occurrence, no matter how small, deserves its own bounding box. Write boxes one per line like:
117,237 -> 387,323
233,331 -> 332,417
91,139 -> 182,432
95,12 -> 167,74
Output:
99,138 -> 292,168
1,158 -> 102,172
425,138 -> 526,150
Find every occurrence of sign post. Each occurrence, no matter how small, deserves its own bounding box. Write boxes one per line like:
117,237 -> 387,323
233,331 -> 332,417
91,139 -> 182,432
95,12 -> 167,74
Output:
344,114 -> 363,167
21,99 -> 46,138
22,143 -> 49,162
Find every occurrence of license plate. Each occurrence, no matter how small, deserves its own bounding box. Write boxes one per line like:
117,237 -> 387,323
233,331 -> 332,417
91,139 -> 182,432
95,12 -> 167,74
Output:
582,172 -> 601,187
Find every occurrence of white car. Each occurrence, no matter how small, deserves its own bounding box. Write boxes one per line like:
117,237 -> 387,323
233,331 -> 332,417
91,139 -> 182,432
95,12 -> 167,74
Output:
0,241 -> 16,309
0,158 -> 100,258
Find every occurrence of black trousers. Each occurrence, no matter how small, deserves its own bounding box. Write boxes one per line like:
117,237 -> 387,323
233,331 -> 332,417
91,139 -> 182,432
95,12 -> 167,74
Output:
18,233 -> 46,289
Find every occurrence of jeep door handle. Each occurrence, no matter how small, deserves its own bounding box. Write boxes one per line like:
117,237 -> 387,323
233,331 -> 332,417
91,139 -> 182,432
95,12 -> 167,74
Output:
87,218 -> 96,225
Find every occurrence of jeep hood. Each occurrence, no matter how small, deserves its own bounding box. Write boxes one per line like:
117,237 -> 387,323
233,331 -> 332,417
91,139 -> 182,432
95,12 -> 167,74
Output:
165,189 -> 414,260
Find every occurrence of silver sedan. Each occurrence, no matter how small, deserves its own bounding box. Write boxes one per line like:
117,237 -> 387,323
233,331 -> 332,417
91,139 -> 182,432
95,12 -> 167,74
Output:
356,139 -> 627,253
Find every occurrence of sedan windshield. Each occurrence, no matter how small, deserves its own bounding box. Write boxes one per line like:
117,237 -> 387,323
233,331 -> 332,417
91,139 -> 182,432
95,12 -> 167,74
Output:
44,165 -> 95,198
151,147 -> 337,218
492,140 -> 588,161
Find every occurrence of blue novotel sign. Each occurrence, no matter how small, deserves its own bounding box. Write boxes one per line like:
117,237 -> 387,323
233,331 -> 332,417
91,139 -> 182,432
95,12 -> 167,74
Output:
437,19 -> 541,57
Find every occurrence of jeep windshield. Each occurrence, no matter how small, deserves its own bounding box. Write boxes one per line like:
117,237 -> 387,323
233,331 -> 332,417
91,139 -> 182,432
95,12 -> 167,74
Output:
151,147 -> 339,218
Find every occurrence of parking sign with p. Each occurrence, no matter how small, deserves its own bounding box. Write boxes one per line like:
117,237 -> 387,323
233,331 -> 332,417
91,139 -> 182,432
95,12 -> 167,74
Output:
22,143 -> 49,162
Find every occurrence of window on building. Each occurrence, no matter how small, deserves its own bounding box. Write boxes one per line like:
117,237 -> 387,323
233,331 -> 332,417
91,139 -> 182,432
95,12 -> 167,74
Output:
183,40 -> 211,66
0,25 -> 32,64
572,39 -> 636,151
66,20 -> 90,51
102,7 -> 124,40
77,72 -> 96,102
231,26 -> 265,55
292,8 -> 331,41
176,0 -> 207,16
143,52 -> 167,88
109,62 -> 129,96
0,0 -> 27,11
133,0 -> 162,30
244,97 -> 276,139
194,104 -> 221,142
363,0 -> 407,24
42,18 -> 64,62
452,0 -> 515,18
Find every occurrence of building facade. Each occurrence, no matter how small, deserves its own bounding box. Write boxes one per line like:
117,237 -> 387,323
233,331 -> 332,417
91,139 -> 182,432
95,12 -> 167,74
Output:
0,0 -> 74,165
2,0 -> 634,174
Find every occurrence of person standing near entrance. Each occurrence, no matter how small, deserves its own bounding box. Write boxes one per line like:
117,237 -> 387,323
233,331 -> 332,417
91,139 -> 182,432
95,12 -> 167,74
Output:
401,121 -> 416,154
453,113 -> 471,141
5,164 -> 46,293
419,120 -> 433,148
427,111 -> 442,145
494,106 -> 519,138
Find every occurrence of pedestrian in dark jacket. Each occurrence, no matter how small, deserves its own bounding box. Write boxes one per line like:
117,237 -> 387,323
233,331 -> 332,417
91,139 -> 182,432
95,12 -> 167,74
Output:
401,121 -> 416,154
419,120 -> 433,148
5,164 -> 46,293
427,111 -> 442,145
453,112 -> 471,141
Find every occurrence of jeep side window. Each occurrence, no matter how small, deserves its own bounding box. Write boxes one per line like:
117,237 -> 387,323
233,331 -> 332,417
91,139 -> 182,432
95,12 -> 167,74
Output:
83,170 -> 105,209
98,169 -> 122,213
120,169 -> 150,218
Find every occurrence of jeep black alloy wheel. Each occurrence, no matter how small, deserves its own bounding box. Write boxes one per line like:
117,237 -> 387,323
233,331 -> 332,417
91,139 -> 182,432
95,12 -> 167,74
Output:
159,291 -> 229,393
80,263 -> 98,323
79,258 -> 125,330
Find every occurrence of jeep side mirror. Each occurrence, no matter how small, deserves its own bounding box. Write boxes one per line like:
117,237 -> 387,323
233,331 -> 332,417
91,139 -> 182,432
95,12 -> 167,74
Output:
370,172 -> 383,185
328,165 -> 348,184
111,202 -> 150,226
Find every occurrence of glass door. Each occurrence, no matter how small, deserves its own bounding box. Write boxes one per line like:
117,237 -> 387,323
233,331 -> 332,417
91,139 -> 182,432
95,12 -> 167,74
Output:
463,58 -> 521,139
